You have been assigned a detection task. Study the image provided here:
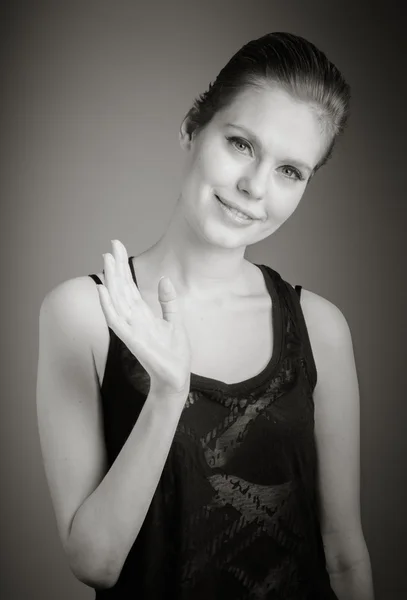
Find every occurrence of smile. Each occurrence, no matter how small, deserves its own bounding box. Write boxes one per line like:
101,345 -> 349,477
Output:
215,195 -> 255,223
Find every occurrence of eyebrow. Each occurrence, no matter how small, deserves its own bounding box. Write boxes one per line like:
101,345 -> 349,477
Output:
225,122 -> 313,174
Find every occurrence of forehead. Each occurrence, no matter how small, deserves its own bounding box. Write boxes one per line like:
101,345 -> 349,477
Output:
212,84 -> 328,166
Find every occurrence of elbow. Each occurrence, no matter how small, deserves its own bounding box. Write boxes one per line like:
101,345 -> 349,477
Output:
323,528 -> 371,575
75,568 -> 118,591
75,572 -> 118,591
65,534 -> 120,590
69,554 -> 120,590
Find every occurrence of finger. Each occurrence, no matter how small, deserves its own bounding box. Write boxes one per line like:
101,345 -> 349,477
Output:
97,284 -> 144,356
104,252 -> 131,321
111,239 -> 134,309
158,277 -> 179,324
114,238 -> 143,305
96,283 -> 127,332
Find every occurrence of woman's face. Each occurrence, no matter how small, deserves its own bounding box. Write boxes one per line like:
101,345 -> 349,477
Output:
179,83 -> 329,248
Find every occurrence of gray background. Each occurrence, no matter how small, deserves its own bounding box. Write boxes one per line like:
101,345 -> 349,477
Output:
1,1 -> 405,598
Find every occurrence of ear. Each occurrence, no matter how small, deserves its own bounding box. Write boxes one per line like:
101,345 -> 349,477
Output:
179,113 -> 194,151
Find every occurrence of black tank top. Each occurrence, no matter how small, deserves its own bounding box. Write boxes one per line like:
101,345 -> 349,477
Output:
88,258 -> 338,599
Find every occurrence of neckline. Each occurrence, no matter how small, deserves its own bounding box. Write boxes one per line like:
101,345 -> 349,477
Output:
128,257 -> 284,394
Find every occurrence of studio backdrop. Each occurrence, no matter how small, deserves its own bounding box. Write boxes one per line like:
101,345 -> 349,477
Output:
1,1 -> 405,599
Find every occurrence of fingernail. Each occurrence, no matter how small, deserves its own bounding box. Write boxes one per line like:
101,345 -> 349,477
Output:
160,276 -> 172,292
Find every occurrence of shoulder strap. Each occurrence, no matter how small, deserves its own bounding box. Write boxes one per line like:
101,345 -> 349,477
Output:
285,282 -> 317,391
128,256 -> 138,285
88,255 -> 135,286
89,273 -> 103,285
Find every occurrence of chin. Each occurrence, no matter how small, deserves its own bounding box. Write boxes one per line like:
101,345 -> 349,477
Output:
200,221 -> 256,249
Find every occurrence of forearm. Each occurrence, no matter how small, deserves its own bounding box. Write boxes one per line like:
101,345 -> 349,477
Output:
329,555 -> 375,600
67,388 -> 187,589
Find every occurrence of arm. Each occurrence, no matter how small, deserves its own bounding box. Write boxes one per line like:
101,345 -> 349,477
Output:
300,289 -> 375,600
36,277 -> 188,590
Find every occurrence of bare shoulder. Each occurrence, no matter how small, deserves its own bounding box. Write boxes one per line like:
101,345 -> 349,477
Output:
42,270 -> 105,306
291,286 -> 352,349
41,272 -> 108,368
42,272 -> 106,336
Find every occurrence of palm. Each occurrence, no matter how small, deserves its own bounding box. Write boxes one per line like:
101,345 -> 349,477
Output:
98,240 -> 192,396
124,305 -> 192,392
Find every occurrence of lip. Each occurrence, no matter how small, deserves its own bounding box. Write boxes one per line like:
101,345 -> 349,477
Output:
215,194 -> 262,220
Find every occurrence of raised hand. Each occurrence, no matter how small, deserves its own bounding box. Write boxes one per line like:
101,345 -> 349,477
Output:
96,239 -> 192,397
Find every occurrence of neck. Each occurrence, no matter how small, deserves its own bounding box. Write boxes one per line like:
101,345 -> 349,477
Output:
143,200 -> 250,301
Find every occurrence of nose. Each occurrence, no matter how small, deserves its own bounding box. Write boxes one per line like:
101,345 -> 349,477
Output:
237,162 -> 270,200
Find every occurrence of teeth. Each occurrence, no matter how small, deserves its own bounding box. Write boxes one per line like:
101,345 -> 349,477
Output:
218,198 -> 251,220
229,206 -> 250,219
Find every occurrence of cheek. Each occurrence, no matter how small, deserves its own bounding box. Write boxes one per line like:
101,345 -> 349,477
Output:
267,185 -> 304,223
196,142 -> 238,185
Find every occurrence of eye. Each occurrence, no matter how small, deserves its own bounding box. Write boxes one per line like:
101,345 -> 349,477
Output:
279,166 -> 304,181
226,136 -> 253,155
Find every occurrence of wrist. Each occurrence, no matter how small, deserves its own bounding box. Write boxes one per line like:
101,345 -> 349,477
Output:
148,382 -> 190,405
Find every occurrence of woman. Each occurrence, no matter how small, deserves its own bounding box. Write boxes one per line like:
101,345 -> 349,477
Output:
36,32 -> 375,599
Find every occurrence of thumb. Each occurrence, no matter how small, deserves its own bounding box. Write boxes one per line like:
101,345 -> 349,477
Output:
158,276 -> 180,324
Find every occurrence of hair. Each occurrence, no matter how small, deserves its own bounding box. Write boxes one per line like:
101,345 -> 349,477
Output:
185,32 -> 351,173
